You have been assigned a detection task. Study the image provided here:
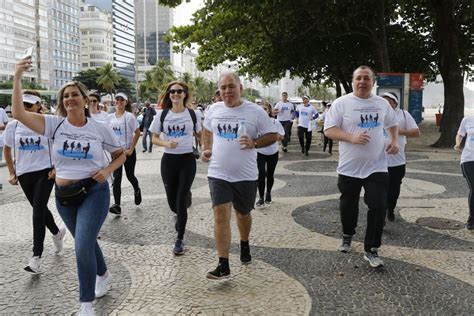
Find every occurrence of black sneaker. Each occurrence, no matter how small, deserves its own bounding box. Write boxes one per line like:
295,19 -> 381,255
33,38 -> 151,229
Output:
240,246 -> 252,264
256,198 -> 264,207
387,210 -> 395,222
134,188 -> 142,205
282,147 -> 288,152
109,204 -> 121,215
206,263 -> 230,280
338,234 -> 352,253
301,148 -> 305,154
305,150 -> 309,156
466,222 -> 474,230
173,239 -> 185,256
142,149 -> 147,153
265,193 -> 272,204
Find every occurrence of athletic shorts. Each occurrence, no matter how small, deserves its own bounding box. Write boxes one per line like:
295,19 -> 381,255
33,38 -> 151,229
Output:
208,177 -> 258,214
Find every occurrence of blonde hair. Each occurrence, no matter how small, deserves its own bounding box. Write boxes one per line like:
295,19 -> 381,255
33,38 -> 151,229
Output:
56,81 -> 90,117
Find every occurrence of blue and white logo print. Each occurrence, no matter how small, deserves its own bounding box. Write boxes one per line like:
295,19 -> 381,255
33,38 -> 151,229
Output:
358,113 -> 380,129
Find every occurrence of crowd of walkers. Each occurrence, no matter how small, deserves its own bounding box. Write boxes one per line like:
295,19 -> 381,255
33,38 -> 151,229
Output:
5,56 -> 474,316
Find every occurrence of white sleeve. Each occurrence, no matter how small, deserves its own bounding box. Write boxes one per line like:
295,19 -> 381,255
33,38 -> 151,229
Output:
0,109 -> 8,124
195,114 -> 202,132
458,117 -> 467,136
43,115 -> 65,138
404,111 -> 418,130
149,110 -> 162,135
128,112 -> 139,131
384,106 -> 398,128
3,120 -> 16,147
324,100 -> 343,130
275,120 -> 285,136
101,124 -> 122,153
257,108 -> 277,135
203,107 -> 214,131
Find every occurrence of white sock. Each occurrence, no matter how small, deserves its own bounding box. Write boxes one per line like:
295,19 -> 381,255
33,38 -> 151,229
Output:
81,302 -> 92,308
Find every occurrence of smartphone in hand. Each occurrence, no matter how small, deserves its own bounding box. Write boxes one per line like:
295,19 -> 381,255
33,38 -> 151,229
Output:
22,46 -> 34,59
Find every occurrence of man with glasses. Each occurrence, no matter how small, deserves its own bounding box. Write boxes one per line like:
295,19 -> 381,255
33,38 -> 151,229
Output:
273,92 -> 295,152
201,72 -> 277,279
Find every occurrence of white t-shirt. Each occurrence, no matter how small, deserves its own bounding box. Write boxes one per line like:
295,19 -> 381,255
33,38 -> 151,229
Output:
44,115 -> 121,180
107,111 -> 138,149
0,108 -> 9,147
324,93 -> 398,178
274,101 -> 294,122
4,120 -> 52,176
204,101 -> 276,182
90,111 -> 109,124
149,108 -> 202,155
384,108 -> 418,167
296,104 -> 318,128
257,118 -> 285,155
457,116 -> 474,164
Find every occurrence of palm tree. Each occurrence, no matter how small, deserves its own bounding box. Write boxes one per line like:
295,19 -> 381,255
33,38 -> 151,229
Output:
97,63 -> 120,97
150,60 -> 175,94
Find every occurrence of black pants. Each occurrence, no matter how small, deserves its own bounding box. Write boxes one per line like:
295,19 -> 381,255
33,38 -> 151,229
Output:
257,152 -> 279,198
298,126 -> 312,152
323,134 -> 333,154
112,149 -> 140,205
387,164 -> 406,214
461,161 -> 474,225
337,172 -> 389,252
142,127 -> 153,152
18,168 -> 59,257
161,153 -> 196,240
280,120 -> 292,148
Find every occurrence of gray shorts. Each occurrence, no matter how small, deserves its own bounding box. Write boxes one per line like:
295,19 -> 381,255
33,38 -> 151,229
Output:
208,177 -> 258,214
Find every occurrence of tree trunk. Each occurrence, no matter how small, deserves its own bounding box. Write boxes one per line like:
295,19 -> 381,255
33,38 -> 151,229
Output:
335,78 -> 342,97
430,0 -> 464,148
372,0 -> 390,72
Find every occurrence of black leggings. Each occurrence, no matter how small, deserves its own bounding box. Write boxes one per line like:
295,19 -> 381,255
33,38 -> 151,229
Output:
161,153 -> 196,240
257,152 -> 279,198
461,161 -> 474,225
112,149 -> 140,205
298,126 -> 312,152
387,164 -> 406,213
18,168 -> 59,257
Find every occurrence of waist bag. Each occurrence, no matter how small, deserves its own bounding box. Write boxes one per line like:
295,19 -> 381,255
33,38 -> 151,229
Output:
55,178 -> 97,207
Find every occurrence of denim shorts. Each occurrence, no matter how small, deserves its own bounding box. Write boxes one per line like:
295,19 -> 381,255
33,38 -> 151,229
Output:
208,177 -> 257,214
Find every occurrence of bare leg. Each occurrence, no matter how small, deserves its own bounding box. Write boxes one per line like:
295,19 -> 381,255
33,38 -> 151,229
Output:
213,203 -> 232,258
235,211 -> 252,242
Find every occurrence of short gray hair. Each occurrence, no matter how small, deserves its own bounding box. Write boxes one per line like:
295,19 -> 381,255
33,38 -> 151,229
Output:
352,65 -> 376,81
218,72 -> 241,86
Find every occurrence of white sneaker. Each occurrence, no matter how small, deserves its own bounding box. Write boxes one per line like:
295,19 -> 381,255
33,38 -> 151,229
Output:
95,271 -> 112,298
24,256 -> 41,274
52,227 -> 66,253
78,302 -> 95,316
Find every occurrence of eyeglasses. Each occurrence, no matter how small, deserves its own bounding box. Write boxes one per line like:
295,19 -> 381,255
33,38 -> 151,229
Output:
169,89 -> 184,94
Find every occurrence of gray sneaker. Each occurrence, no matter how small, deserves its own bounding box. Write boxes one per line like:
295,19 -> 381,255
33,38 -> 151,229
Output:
364,248 -> 384,268
338,234 -> 352,253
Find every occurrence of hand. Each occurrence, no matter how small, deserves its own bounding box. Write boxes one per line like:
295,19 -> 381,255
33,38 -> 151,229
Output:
168,140 -> 178,149
15,58 -> 32,76
8,174 -> 18,185
351,131 -> 371,145
454,144 -> 461,151
92,169 -> 109,183
125,149 -> 133,156
47,169 -> 56,180
239,135 -> 255,149
201,149 -> 212,163
386,142 -> 400,155
272,108 -> 279,116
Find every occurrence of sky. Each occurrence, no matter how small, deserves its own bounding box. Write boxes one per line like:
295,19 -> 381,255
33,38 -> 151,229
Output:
173,0 -> 204,27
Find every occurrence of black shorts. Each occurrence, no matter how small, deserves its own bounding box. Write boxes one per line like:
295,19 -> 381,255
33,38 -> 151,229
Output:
208,177 -> 258,214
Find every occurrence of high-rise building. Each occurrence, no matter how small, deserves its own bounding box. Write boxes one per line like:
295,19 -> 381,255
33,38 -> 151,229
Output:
135,0 -> 172,81
80,4 -> 113,70
83,0 -> 135,82
48,0 -> 81,90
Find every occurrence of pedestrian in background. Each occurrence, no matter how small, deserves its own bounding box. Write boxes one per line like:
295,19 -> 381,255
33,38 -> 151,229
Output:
295,95 -> 318,156
150,81 -> 201,255
202,72 -> 277,279
381,92 -> 420,222
324,65 -> 399,268
256,102 -> 285,206
108,93 -> 142,216
12,57 -> 126,315
273,92 -> 294,152
454,117 -> 474,230
4,90 -> 66,274
320,102 -> 333,155
141,101 -> 156,153
88,93 -> 109,124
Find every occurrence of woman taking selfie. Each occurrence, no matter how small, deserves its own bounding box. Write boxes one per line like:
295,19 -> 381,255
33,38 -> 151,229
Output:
12,58 -> 126,315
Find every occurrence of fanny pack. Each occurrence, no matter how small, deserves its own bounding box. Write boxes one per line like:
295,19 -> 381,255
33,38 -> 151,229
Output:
55,178 -> 97,207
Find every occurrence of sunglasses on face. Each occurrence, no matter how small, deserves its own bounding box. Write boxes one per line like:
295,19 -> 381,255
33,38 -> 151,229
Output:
169,89 -> 184,94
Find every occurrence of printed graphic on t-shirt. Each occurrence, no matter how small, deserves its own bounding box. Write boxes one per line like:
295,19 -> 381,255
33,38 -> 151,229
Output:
355,107 -> 381,130
57,132 -> 95,160
216,122 -> 239,140
165,123 -> 190,138
18,136 -> 45,152
112,126 -> 123,136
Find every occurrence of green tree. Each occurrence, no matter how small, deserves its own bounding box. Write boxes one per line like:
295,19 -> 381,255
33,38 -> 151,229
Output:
73,69 -> 101,92
97,63 -> 120,97
116,75 -> 135,98
139,60 -> 176,101
242,88 -> 261,102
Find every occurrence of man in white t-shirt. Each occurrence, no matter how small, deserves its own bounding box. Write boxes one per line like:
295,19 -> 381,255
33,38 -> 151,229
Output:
381,92 -> 420,222
202,72 -> 277,280
324,66 -> 399,268
273,92 -> 294,152
295,96 -> 318,156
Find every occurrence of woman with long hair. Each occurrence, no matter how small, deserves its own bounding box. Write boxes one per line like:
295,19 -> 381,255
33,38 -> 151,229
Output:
4,89 -> 66,274
256,102 -> 285,206
108,92 -> 142,216
12,58 -> 126,315
150,81 -> 201,255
